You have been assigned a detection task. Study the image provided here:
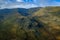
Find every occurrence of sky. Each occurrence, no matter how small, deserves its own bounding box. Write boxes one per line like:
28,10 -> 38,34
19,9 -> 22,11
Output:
0,0 -> 60,9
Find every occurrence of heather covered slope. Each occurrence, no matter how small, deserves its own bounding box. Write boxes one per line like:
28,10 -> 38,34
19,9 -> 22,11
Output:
33,7 -> 60,40
0,7 -> 60,40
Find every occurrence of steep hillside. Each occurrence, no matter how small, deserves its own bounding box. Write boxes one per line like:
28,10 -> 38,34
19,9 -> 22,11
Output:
0,7 -> 60,40
33,7 -> 60,40
0,7 -> 40,21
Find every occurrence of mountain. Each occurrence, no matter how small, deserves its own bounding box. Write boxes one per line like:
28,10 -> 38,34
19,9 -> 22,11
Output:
33,6 -> 60,40
0,7 -> 40,20
18,7 -> 40,16
0,7 -> 40,15
0,7 -> 60,40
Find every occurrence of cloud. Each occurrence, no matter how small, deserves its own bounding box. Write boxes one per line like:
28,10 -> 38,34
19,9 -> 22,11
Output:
0,2 -> 38,9
16,0 -> 23,2
50,1 -> 60,6
0,0 -> 39,9
37,0 -> 60,6
0,0 -> 60,9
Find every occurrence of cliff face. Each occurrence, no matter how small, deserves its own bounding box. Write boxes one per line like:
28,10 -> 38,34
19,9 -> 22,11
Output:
0,7 -> 60,40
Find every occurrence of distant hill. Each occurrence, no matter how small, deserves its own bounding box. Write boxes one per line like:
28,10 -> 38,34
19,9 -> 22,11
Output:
0,7 -> 41,22
0,7 -> 41,16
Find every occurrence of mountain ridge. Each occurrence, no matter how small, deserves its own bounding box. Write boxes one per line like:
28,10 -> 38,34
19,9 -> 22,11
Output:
0,7 -> 41,16
0,7 -> 60,40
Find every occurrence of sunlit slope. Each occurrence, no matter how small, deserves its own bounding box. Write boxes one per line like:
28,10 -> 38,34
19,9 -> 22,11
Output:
33,7 -> 60,40
0,7 -> 60,40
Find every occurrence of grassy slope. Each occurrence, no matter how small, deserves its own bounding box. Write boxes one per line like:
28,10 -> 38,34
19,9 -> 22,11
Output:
0,7 -> 60,40
33,7 -> 60,40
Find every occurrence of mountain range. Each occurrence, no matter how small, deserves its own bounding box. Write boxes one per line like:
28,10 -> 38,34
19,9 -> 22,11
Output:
0,7 -> 60,40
